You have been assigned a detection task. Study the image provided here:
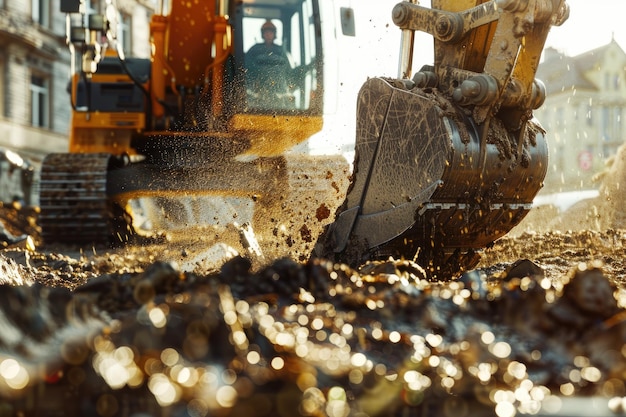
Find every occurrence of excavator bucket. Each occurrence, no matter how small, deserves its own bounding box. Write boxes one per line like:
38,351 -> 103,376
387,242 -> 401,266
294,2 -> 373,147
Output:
322,77 -> 547,275
316,0 -> 569,278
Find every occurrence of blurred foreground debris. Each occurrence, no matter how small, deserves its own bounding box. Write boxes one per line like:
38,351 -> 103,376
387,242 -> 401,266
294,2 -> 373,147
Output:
0,254 -> 625,416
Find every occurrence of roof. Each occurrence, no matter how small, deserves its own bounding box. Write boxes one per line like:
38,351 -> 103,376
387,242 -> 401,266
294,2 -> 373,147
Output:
536,39 -> 626,96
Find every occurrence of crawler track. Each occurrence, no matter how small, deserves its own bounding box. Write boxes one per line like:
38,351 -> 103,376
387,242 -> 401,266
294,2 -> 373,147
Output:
39,153 -> 113,244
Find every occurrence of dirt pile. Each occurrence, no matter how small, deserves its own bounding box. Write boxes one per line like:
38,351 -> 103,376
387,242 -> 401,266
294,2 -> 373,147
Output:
574,142 -> 626,230
516,143 -> 626,234
1,245 -> 626,416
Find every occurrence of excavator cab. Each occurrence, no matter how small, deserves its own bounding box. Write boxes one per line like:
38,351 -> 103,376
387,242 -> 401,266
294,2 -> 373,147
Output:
143,0 -> 323,149
239,16 -> 316,112
235,2 -> 321,114
144,0 -> 323,128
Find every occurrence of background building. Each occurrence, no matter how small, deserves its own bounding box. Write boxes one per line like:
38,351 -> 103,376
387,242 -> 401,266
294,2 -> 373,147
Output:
535,39 -> 626,193
0,0 -> 153,165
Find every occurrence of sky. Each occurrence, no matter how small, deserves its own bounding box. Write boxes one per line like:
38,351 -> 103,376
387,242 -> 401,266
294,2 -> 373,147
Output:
544,0 -> 626,56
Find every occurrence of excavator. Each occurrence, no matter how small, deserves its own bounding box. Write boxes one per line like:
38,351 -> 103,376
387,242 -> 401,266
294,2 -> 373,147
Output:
43,0 -> 568,278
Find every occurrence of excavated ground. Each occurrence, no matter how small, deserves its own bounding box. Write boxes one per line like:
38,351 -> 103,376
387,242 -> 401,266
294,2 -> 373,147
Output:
1,146 -> 626,416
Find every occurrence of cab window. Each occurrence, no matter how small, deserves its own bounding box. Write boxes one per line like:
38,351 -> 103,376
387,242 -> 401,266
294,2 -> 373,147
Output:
238,0 -> 320,114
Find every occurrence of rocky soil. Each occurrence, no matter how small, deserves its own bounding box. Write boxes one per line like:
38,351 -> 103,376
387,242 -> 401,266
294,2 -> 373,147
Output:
0,143 -> 626,416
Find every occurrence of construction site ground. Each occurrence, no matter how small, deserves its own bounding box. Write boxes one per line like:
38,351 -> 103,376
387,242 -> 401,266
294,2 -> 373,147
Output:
1,145 -> 626,416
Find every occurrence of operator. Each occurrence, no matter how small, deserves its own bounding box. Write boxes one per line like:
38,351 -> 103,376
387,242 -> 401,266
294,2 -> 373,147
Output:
245,20 -> 288,66
245,20 -> 292,108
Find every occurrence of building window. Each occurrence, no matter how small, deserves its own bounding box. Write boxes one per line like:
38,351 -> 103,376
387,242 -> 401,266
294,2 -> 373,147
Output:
586,104 -> 593,126
31,0 -> 49,27
30,75 -> 49,128
600,105 -> 623,146
119,12 -> 132,56
0,59 -> 4,118
602,106 -> 608,141
85,0 -> 100,13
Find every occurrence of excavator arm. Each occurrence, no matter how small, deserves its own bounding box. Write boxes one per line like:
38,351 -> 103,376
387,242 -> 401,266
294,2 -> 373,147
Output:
316,0 -> 569,279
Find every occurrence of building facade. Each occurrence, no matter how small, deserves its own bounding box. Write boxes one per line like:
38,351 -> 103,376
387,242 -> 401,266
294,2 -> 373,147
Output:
535,40 -> 626,193
0,0 -> 153,165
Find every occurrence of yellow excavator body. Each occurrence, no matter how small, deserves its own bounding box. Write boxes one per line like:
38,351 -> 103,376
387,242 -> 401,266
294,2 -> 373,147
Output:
41,0 -> 330,245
